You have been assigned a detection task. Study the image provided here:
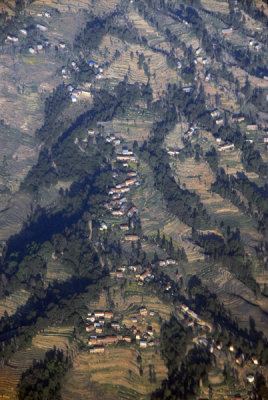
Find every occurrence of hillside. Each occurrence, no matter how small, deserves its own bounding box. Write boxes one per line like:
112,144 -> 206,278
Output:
0,0 -> 268,399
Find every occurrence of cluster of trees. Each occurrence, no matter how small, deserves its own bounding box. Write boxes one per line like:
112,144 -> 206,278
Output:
192,228 -> 259,293
152,316 -> 213,399
211,170 -> 268,234
18,349 -> 71,400
152,230 -> 187,262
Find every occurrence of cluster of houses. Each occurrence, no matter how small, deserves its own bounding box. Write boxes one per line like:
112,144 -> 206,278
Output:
86,307 -> 156,353
184,123 -> 199,140
195,335 -> 260,385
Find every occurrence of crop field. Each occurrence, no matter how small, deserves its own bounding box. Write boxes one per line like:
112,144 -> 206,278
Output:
0,326 -> 76,400
0,289 -> 30,318
0,192 -> 32,241
199,265 -> 268,336
172,156 -> 262,251
128,9 -> 170,51
62,346 -> 167,400
130,162 -> 204,264
201,0 -> 229,14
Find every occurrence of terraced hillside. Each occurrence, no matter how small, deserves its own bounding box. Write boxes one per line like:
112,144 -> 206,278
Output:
0,0 -> 268,399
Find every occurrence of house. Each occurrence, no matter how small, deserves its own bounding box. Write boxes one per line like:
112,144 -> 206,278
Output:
44,11 -> 51,18
246,124 -> 258,131
29,47 -> 36,54
252,356 -> 259,365
116,270 -> 124,279
37,43 -> 43,51
88,129 -> 95,135
205,73 -> 211,81
216,341 -> 223,350
88,335 -> 122,345
90,345 -> 105,354
36,24 -> 48,32
263,138 -> 268,143
140,340 -> 147,348
229,344 -> 235,352
180,304 -> 189,312
149,310 -> 155,316
158,260 -> 167,267
197,56 -> 203,63
167,150 -> 180,156
202,58 -> 209,65
125,235 -> 139,241
111,322 -> 120,330
216,119 -> 224,126
124,336 -> 131,343
122,148 -> 133,155
182,87 -> 193,93
112,209 -> 124,216
136,332 -> 141,340
218,144 -> 234,152
222,27 -> 233,34
113,138 -> 121,145
166,259 -> 176,265
139,269 -> 151,281
246,374 -> 254,383
127,171 -> 137,177
139,307 -> 148,316
96,327 -> 103,334
59,42 -> 66,49
210,109 -> 220,118
6,35 -> 19,42
254,43 -> 261,51
86,324 -> 95,332
20,29 -> 27,36
95,311 -> 105,318
104,311 -> 114,319
125,178 -> 137,186
127,206 -> 138,217
195,47 -> 202,55
235,353 -> 245,365
120,224 -> 129,231
89,61 -> 95,67
99,222 -> 108,231
71,94 -> 77,103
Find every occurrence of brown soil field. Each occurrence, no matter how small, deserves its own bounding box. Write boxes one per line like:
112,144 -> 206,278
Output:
62,346 -> 167,400
199,265 -> 268,337
0,326 -> 76,400
201,0 -> 229,14
0,289 -> 30,318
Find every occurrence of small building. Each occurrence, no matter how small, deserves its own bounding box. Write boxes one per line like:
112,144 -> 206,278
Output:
222,27 -> 233,34
90,345 -> 105,354
59,42 -> 66,49
86,324 -> 95,332
140,340 -> 147,348
235,353 -> 245,365
20,29 -> 27,36
36,24 -> 48,32
139,269 -> 151,281
125,235 -> 139,241
252,356 -> 259,365
88,129 -> 95,135
99,222 -> 108,231
71,94 -> 77,103
195,47 -> 202,55
29,47 -> 35,54
120,224 -> 129,231
37,43 -> 43,51
166,259 -> 176,265
246,124 -> 258,131
139,307 -> 148,316
111,321 -> 120,330
182,87 -> 193,93
44,11 -> 51,18
95,311 -> 105,318
211,109 -> 220,118
246,374 -> 254,383
158,260 -> 167,267
218,144 -> 234,152
6,34 -> 19,42
123,336 -> 131,343
216,119 -> 224,126
229,344 -> 235,352
104,311 -> 114,319
112,209 -> 124,216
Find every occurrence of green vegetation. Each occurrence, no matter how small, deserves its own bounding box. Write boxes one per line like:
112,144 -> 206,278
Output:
18,348 -> 71,400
